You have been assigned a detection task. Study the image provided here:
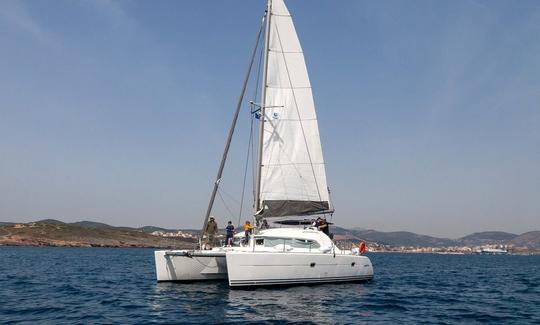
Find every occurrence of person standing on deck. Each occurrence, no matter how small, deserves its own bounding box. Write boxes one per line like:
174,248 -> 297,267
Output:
204,216 -> 218,248
318,217 -> 330,237
242,220 -> 256,245
260,219 -> 269,230
359,241 -> 366,254
225,221 -> 235,246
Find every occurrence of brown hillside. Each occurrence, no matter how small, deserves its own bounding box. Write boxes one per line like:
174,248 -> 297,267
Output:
510,231 -> 540,249
0,222 -> 195,248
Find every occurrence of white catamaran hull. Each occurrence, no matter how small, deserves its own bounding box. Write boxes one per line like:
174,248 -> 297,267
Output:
225,251 -> 374,287
154,250 -> 227,281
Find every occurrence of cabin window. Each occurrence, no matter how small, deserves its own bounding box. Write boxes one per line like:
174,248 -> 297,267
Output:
264,238 -> 292,247
262,237 -> 320,249
291,239 -> 320,249
255,238 -> 264,246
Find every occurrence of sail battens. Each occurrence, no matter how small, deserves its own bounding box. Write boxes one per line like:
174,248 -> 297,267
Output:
262,118 -> 317,122
269,49 -> 303,54
263,162 -> 325,167
257,0 -> 330,219
266,86 -> 312,90
271,13 -> 292,18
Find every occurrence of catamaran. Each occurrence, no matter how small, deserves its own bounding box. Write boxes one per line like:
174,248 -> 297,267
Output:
154,0 -> 374,287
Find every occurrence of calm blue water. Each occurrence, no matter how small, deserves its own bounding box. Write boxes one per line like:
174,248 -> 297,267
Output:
0,247 -> 539,324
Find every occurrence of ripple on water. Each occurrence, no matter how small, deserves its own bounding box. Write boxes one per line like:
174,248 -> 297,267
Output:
0,248 -> 539,324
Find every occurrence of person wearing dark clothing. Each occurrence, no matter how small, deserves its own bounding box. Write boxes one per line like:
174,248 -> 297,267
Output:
204,216 -> 218,248
318,217 -> 330,236
260,219 -> 269,230
225,221 -> 235,246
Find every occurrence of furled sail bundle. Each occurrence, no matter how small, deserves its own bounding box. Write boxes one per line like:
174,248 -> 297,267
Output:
257,0 -> 331,218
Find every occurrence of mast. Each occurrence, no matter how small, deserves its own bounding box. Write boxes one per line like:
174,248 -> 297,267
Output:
255,0 -> 272,213
199,18 -> 265,243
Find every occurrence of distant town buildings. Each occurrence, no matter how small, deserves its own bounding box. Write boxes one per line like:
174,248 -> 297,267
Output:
151,230 -> 195,239
14,223 -> 38,229
336,240 -> 528,254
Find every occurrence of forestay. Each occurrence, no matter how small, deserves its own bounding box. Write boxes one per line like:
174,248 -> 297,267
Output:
257,0 -> 330,218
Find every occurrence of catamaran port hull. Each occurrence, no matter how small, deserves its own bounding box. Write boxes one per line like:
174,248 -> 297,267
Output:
225,251 -> 374,287
154,250 -> 228,282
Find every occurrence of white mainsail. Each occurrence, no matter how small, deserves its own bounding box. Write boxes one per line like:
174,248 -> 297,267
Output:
257,0 -> 330,218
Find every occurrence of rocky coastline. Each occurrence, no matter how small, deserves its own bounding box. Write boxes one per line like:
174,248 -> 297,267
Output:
0,222 -> 195,249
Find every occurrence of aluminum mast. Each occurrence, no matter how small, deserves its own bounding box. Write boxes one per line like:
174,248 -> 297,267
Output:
255,0 -> 272,214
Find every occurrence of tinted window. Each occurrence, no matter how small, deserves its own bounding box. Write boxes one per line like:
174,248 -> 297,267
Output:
263,237 -> 320,249
291,239 -> 320,249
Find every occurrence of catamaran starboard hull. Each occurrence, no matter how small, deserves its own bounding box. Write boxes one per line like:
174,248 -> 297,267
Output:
154,250 -> 228,282
225,251 -> 374,287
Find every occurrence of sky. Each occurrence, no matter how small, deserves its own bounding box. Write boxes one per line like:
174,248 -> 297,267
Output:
0,0 -> 539,238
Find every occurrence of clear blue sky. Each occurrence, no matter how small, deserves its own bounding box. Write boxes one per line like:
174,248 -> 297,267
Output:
1,0 -> 539,238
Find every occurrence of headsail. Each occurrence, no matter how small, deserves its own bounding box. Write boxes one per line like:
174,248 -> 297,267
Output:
257,0 -> 330,218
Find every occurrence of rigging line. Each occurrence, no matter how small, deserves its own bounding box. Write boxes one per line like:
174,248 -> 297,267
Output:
327,186 -> 335,220
238,112 -> 254,227
219,187 -> 242,206
274,22 -> 324,202
199,15 -> 265,243
251,114 -> 257,206
252,28 -> 264,105
251,30 -> 264,208
217,189 -> 237,221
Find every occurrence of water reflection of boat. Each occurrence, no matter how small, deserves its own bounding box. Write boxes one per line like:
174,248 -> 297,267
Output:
226,283 -> 369,323
151,282 -> 370,323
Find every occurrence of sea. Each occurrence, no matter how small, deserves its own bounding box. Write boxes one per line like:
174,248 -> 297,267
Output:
0,247 -> 538,324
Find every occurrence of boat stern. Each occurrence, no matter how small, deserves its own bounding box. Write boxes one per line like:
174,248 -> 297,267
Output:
154,250 -> 228,282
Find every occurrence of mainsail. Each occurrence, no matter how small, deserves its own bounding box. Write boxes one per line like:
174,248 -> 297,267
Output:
257,0 -> 330,218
